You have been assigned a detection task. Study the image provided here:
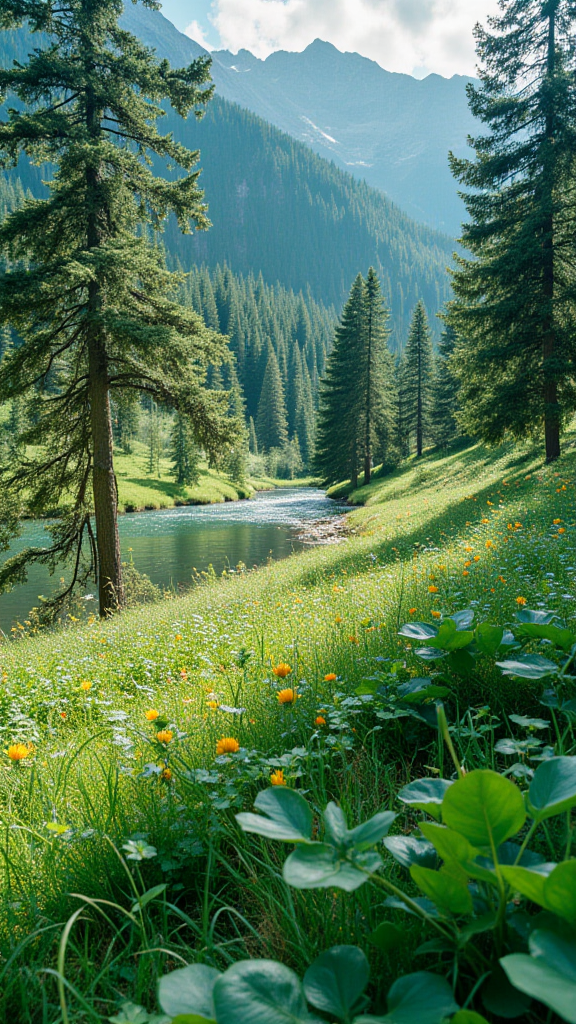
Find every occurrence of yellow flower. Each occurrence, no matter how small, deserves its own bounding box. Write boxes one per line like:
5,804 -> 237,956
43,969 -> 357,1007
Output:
270,769 -> 286,786
553,518 -> 562,525
515,596 -> 527,606
175,634 -> 182,641
485,540 -> 493,549
428,585 -> 439,593
160,768 -> 173,782
6,743 -> 31,761
207,700 -> 219,709
315,716 -> 327,726
145,709 -> 159,721
514,522 -> 522,529
272,663 -> 292,679
558,527 -> 566,534
216,737 -> 240,755
80,680 -> 92,692
431,610 -> 441,619
156,730 -> 173,744
464,560 -> 472,568
334,615 -> 343,624
481,518 -> 490,524
463,570 -> 469,576
348,635 -> 359,644
473,555 -> 480,562
324,673 -> 337,682
277,688 -> 297,704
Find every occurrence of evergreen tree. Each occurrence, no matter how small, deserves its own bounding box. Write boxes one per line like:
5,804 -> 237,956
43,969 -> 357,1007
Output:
360,267 -> 397,481
224,381 -> 248,485
170,413 -> 200,486
148,401 -> 161,478
248,415 -> 258,455
0,0 -> 234,616
256,342 -> 288,450
313,274 -> 364,487
446,0 -> 576,463
396,353 -> 411,460
431,324 -> 460,448
403,301 -> 435,456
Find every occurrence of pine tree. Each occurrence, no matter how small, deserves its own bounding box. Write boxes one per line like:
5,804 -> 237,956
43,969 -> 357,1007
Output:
313,274 -> 365,487
446,0 -> 576,463
248,416 -> 258,455
148,401 -> 161,478
0,0 -> 235,616
396,354 -> 411,460
224,381 -> 248,485
170,414 -> 200,486
431,324 -> 460,448
360,267 -> 398,482
403,301 -> 435,456
256,342 -> 288,451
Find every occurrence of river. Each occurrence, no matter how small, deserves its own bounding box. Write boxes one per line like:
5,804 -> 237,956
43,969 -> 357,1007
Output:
0,488 -> 346,632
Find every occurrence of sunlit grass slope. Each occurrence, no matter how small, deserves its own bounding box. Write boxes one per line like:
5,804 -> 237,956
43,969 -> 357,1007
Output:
0,430 -> 574,1016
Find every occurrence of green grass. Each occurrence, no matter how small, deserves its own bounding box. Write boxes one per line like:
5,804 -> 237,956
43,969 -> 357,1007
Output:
0,430 -> 574,1021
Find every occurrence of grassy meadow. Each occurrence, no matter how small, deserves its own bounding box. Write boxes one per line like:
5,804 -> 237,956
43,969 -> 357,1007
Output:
0,430 -> 574,1021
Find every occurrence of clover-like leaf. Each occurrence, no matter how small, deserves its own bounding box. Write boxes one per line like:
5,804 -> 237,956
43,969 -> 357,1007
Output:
304,946 -> 369,1018
496,654 -> 559,679
236,787 -> 313,843
441,770 -> 525,847
527,756 -> 576,822
398,622 -> 438,640
158,965 -> 220,1020
213,960 -> 322,1024
397,778 -> 453,821
354,971 -> 458,1024
283,843 -> 373,892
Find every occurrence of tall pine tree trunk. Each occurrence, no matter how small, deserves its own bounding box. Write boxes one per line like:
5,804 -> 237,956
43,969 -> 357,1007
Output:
416,337 -> 423,457
86,89 -> 124,615
364,296 -> 372,484
543,5 -> 560,463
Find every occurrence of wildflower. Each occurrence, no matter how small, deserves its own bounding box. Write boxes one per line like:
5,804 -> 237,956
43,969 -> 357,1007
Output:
553,518 -> 562,525
180,669 -> 188,680
348,635 -> 359,644
408,607 -> 417,615
558,527 -> 566,534
175,634 -> 182,641
497,575 -> 507,583
160,768 -> 172,783
80,680 -> 92,692
464,545 -> 473,552
315,716 -> 327,726
481,518 -> 490,524
463,570 -> 469,577
515,597 -> 527,607
324,673 -> 337,682
473,556 -> 480,562
334,615 -> 343,624
156,730 -> 173,744
272,663 -> 292,679
485,540 -> 493,549
428,585 -> 439,593
514,522 -> 522,529
277,688 -> 297,704
216,737 -> 239,755
6,743 -> 31,761
207,699 -> 219,710
60,712 -> 67,720
464,560 -> 472,568
431,610 -> 441,619
145,709 -> 159,721
270,769 -> 286,786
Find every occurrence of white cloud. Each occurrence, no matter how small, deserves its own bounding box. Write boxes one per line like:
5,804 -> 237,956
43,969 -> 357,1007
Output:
210,0 -> 501,77
185,18 -> 213,49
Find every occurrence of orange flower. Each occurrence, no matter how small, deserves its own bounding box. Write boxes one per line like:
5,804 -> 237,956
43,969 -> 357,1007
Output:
515,596 -> 527,607
156,730 -> 173,744
145,709 -> 159,721
216,737 -> 239,755
408,607 -> 417,615
175,634 -> 182,641
334,615 -> 343,624
497,575 -> 507,583
553,518 -> 562,525
481,518 -> 490,524
485,540 -> 493,549
60,712 -> 67,720
463,570 -> 469,576
277,688 -> 297,704
315,716 -> 327,726
161,768 -> 173,782
558,527 -> 566,534
272,663 -> 292,679
348,635 -> 359,644
464,560 -> 472,568
207,700 -> 219,709
270,769 -> 286,786
514,522 -> 522,529
473,555 -> 480,562
431,610 -> 441,619
6,743 -> 32,761
80,680 -> 92,692
428,585 -> 439,594
324,673 -> 337,682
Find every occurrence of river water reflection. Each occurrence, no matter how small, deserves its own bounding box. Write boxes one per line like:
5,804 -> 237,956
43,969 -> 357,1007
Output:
0,488 -> 345,631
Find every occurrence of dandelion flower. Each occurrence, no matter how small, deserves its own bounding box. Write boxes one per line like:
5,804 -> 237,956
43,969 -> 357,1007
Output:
216,737 -> 239,755
428,585 -> 439,593
481,518 -> 490,524
334,615 -> 343,624
6,743 -> 31,761
145,709 -> 159,721
324,673 -> 337,682
156,730 -> 173,744
207,700 -> 219,709
272,663 -> 292,679
515,596 -> 527,606
315,716 -> 327,726
277,688 -> 297,704
270,769 -> 286,786
175,634 -> 182,641
80,680 -> 92,692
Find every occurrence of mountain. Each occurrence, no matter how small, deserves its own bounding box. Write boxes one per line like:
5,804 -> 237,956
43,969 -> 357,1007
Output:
121,4 -> 477,236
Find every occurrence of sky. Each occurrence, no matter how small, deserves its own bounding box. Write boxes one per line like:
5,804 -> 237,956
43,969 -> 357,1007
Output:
156,0 -> 501,78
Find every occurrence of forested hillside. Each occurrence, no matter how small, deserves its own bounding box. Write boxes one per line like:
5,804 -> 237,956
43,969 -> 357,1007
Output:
0,19 -> 453,341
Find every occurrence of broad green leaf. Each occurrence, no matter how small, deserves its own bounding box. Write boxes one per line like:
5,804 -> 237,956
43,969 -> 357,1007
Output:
171,1017 -> 216,1024
213,960 -> 321,1024
397,679 -> 450,704
496,654 -> 559,680
398,623 -> 438,640
354,971 -> 458,1024
501,954 -> 576,1024
323,803 -> 349,845
447,649 -> 475,677
452,1013 -> 490,1024
515,609 -> 557,624
515,622 -> 576,651
475,623 -> 504,656
283,843 -> 372,891
368,921 -> 404,952
236,787 -> 313,843
500,864 -> 555,906
543,861 -> 576,924
509,714 -> 549,729
441,770 -> 526,847
158,965 -> 220,1019
131,884 -> 167,913
304,946 -> 369,1018
349,811 -> 396,850
397,778 -> 453,821
410,865 -> 473,915
530,928 -> 576,982
527,756 -> 576,821
419,822 -> 477,865
383,835 -> 437,869
426,621 -> 474,652
481,963 -> 531,1019
448,609 -> 475,630
414,646 -> 449,661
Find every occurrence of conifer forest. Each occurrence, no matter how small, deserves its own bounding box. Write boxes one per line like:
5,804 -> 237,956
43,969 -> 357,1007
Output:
0,2 -> 575,1022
